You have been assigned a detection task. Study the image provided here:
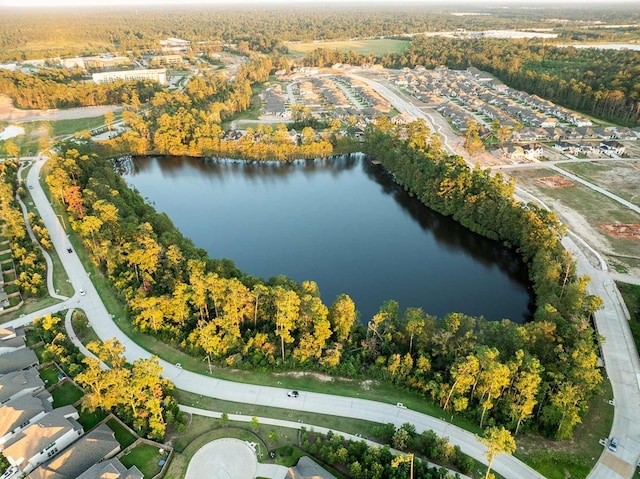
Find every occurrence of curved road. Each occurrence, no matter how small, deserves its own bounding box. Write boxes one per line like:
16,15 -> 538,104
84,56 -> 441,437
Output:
346,73 -> 640,478
5,104 -> 640,478
1,156 -> 547,479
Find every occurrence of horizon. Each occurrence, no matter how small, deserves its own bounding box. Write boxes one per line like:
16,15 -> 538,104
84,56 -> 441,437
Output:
2,0 -> 639,8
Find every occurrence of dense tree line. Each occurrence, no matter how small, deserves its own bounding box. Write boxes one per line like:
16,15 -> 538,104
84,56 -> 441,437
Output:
0,159 -> 46,296
104,58 -> 336,160
2,4 -> 639,61
301,426 -> 468,479
363,117 -> 603,439
0,68 -> 161,109
46,109 -> 601,440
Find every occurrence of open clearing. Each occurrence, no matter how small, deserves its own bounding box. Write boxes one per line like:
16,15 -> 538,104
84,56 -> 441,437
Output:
559,160 -> 640,207
506,167 -> 640,274
286,38 -> 409,56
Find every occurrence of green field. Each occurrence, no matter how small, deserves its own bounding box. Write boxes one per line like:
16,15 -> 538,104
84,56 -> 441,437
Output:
287,38 -> 409,56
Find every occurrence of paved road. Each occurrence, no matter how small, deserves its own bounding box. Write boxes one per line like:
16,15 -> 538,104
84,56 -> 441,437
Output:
341,74 -> 640,478
8,117 -> 640,477
1,156 -> 547,479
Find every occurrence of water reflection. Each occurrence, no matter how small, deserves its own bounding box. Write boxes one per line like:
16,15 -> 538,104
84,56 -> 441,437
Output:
119,154 -> 534,323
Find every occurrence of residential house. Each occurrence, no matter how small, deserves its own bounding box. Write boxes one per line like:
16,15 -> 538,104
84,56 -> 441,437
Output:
0,393 -> 53,446
0,327 -> 24,355
554,141 -> 581,155
540,118 -> 558,128
522,143 -> 544,160
28,424 -> 120,479
0,348 -> 38,375
600,140 -> 625,156
0,369 -> 45,406
2,405 -> 83,475
76,458 -> 143,479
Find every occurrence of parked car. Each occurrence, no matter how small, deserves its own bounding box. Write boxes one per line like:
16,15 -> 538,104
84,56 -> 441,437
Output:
287,390 -> 299,398
1,466 -> 18,479
79,289 -> 86,296
608,437 -> 618,452
67,247 -> 72,253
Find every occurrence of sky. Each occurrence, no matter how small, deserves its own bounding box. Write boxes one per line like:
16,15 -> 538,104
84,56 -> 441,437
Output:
0,0 -> 635,7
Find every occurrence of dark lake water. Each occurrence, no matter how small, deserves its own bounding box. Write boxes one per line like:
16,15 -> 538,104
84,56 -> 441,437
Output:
120,154 -> 534,323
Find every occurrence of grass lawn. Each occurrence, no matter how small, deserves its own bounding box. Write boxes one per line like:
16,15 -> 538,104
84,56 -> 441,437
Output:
176,389 -> 381,440
0,296 -> 64,324
51,381 -> 84,407
0,116 -> 108,157
617,282 -> 640,353
78,408 -> 108,431
39,365 -> 61,387
107,418 -> 137,448
119,443 -> 165,478
222,83 -> 266,128
287,38 -> 409,56
71,310 -> 100,344
515,376 -> 615,479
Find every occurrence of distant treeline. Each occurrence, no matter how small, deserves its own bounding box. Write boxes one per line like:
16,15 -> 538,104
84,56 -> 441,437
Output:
3,4 -> 639,61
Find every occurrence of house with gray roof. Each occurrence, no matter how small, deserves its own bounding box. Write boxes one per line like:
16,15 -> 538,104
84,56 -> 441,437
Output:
0,327 -> 17,341
28,423 -> 120,479
2,405 -> 83,475
0,393 -> 53,446
0,348 -> 38,375
0,327 -> 25,355
0,369 -> 45,405
76,458 -> 143,479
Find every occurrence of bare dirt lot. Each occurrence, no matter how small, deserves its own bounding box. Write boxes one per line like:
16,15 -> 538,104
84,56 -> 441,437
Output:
535,176 -> 575,189
599,223 -> 640,241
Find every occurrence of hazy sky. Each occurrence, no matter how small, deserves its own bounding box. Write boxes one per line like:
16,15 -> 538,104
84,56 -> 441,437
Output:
0,0 -> 633,7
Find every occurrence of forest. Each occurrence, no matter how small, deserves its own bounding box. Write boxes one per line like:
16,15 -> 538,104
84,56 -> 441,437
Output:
2,4 -> 638,61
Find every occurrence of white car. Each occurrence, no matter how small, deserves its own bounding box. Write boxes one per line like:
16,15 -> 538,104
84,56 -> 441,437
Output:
79,289 -> 86,296
1,466 -> 18,479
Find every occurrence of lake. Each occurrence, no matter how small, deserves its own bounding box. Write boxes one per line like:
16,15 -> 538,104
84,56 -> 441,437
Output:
121,154 -> 534,323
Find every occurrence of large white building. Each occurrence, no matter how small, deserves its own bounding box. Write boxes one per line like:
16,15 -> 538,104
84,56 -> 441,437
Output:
92,69 -> 167,85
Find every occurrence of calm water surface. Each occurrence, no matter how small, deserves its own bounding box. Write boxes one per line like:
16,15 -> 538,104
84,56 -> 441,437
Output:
121,154 -> 533,322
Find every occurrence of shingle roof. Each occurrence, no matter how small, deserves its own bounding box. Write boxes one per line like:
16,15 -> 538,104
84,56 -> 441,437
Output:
0,369 -> 44,403
3,405 -> 81,460
28,424 -> 120,479
76,458 -> 144,479
0,394 -> 52,438
0,348 -> 38,374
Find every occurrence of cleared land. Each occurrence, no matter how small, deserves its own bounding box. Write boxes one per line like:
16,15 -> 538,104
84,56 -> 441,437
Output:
506,167 -> 640,273
287,38 -> 409,56
560,160 -> 640,207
